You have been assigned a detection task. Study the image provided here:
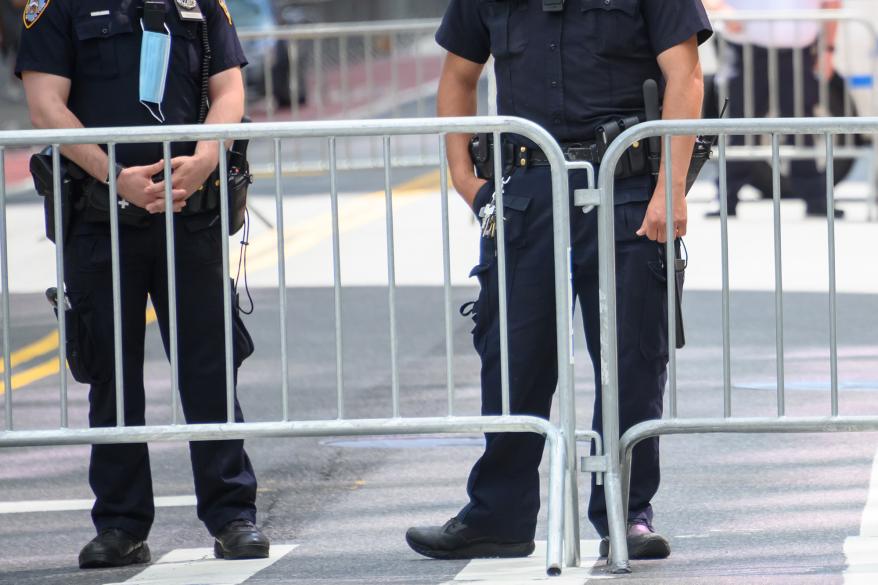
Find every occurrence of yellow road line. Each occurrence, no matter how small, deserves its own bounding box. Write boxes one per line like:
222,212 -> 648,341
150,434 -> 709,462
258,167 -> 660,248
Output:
0,331 -> 59,374
236,170 -> 443,273
0,357 -> 60,395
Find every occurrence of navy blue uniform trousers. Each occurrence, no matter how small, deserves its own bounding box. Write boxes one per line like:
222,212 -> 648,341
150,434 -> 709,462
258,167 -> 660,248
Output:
457,166 -> 668,540
64,216 -> 257,540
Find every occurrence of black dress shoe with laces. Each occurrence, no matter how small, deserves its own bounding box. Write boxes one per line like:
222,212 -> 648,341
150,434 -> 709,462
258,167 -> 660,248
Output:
599,523 -> 670,560
214,519 -> 270,560
78,528 -> 151,569
406,518 -> 535,560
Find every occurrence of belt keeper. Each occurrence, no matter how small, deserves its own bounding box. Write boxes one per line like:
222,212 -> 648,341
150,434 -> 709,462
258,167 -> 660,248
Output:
518,145 -> 529,167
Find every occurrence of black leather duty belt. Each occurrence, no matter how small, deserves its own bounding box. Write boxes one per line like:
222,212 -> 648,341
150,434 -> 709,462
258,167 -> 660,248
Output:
509,141 -> 602,168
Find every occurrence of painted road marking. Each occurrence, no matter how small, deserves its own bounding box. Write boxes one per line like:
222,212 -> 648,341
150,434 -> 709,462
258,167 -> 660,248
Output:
104,544 -> 297,585
1,172 -> 440,395
0,495 -> 196,515
443,540 -> 607,584
843,445 -> 878,584
0,307 -> 159,395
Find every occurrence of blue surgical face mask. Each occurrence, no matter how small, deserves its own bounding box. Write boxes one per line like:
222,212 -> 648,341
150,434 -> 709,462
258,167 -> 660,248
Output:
139,21 -> 172,123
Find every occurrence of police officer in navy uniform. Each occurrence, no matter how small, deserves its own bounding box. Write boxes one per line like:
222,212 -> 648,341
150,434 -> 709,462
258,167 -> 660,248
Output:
16,0 -> 269,569
406,0 -> 712,560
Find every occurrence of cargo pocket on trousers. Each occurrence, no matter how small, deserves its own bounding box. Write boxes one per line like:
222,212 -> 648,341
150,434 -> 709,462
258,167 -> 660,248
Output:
464,262 -> 494,356
640,258 -> 670,362
57,301 -> 110,385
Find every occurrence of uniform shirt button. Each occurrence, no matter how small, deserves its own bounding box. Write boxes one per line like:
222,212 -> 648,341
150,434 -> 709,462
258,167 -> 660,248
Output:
604,0 -> 611,5
551,81 -> 559,88
549,43 -> 557,51
101,27 -> 109,35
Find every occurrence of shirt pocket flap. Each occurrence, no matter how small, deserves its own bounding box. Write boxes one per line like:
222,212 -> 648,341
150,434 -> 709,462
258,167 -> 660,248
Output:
581,0 -> 638,15
74,16 -> 132,40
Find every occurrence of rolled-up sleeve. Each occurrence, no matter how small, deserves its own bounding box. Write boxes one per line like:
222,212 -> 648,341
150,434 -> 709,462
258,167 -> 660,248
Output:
436,0 -> 491,64
642,0 -> 713,56
207,0 -> 248,75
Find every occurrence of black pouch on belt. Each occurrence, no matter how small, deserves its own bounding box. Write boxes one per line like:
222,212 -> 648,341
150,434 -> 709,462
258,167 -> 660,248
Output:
184,119 -> 252,235
29,149 -> 78,245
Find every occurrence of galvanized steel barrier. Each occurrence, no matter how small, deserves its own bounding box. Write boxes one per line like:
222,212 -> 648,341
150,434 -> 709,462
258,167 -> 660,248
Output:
707,9 -> 878,217
236,19 -> 468,175
586,116 -> 878,572
0,116 -> 619,575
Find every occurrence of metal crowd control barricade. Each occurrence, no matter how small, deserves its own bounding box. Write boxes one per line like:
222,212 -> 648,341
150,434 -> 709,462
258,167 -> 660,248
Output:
0,116 -> 621,575
584,116 -> 878,572
237,19 -> 466,174
707,10 -> 878,219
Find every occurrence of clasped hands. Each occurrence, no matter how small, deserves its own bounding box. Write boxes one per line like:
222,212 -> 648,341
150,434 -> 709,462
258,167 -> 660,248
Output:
115,153 -> 217,214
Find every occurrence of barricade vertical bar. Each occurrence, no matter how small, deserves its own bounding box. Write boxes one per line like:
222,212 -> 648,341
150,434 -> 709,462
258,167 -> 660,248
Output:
597,146 -> 631,573
340,36 -> 349,118
744,44 -> 755,147
0,147 -> 12,429
663,135 -> 677,419
439,137 -> 455,416
366,36 -> 377,164
315,39 -> 324,118
383,137 -> 400,418
719,136 -> 732,417
390,35 -> 400,118
329,138 -> 345,419
842,31 -> 853,147
163,142 -> 180,423
768,47 -> 780,118
274,139 -> 290,421
265,47 -> 276,121
552,163 -> 579,567
107,145 -> 125,426
818,30 -> 830,117
218,141 -> 235,423
290,43 -> 301,120
52,145 -> 68,428
826,135 -> 839,416
793,47 -> 804,149
771,133 -> 786,416
492,132 -> 510,416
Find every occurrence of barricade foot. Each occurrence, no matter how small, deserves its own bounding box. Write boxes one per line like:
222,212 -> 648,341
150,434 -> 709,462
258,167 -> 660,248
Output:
547,566 -> 562,577
608,558 -> 632,574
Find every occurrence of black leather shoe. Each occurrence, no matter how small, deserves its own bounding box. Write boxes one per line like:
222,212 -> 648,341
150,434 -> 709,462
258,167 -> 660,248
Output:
598,523 -> 670,560
406,518 -> 535,560
78,528 -> 151,569
214,520 -> 270,560
806,207 -> 845,219
705,208 -> 737,218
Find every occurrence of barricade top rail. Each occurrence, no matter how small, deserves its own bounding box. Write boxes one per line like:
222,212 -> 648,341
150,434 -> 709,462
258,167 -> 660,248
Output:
0,116 -> 559,154
235,18 -> 442,41
600,116 -> 878,193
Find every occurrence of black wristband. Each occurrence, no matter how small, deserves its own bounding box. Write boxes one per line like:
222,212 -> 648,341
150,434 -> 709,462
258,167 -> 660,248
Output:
105,163 -> 124,184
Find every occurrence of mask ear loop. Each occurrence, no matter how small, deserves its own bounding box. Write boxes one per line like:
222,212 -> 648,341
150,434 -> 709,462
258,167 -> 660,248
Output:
139,20 -> 172,124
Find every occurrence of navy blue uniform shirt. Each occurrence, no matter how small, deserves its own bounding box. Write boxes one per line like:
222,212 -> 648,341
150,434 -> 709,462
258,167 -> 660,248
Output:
16,0 -> 247,167
436,0 -> 713,142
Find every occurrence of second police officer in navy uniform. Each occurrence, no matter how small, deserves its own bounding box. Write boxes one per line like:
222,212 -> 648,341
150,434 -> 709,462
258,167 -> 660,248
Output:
406,0 -> 712,560
16,0 -> 269,569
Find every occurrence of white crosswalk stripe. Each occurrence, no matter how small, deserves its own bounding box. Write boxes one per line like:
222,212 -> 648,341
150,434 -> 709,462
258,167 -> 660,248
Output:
443,540 -> 607,585
843,447 -> 878,584
104,544 -> 298,585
